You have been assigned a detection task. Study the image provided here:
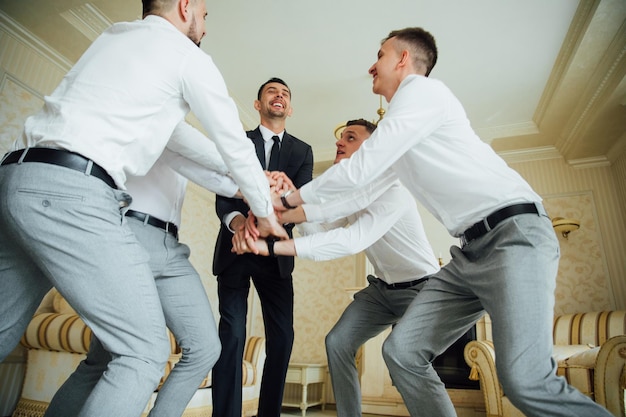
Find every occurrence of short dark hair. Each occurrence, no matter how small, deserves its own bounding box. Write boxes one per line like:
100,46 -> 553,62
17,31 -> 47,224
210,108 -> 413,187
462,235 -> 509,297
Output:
346,118 -> 377,135
257,77 -> 290,100
142,0 -> 179,18
383,27 -> 438,76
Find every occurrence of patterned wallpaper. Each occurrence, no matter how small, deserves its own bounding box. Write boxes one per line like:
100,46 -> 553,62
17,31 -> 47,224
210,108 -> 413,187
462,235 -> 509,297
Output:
509,158 -> 626,311
542,192 -> 612,314
0,76 -> 42,151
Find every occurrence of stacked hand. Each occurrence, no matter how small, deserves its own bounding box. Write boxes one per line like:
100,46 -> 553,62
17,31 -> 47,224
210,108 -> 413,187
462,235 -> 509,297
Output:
266,170 -> 294,195
231,213 -> 278,255
232,171 -> 295,255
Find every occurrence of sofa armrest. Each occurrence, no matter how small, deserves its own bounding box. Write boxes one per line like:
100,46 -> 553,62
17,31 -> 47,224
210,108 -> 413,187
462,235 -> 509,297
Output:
464,339 -> 504,416
20,313 -> 91,354
243,336 -> 266,386
594,335 -> 626,417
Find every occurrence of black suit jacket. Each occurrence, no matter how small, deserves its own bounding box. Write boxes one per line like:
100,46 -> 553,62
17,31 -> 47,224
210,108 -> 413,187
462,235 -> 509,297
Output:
213,127 -> 314,278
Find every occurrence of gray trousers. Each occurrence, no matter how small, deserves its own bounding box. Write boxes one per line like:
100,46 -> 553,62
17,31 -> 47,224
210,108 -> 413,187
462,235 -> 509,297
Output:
44,216 -> 221,417
382,209 -> 612,417
326,275 -> 426,417
0,162 -> 170,417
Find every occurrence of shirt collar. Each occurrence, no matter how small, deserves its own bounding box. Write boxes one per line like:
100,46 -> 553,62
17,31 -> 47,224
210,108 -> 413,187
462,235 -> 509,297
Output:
258,125 -> 284,143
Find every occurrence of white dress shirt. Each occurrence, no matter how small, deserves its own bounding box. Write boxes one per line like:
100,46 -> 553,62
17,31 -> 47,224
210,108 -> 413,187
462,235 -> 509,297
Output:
125,147 -> 238,228
222,125 -> 284,231
300,74 -> 541,236
14,15 -> 272,217
166,122 -> 229,176
302,168 -> 397,224
295,180 -> 440,284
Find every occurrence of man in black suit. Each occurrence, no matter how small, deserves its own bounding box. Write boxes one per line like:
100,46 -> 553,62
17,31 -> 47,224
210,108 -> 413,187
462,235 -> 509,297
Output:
212,77 -> 314,417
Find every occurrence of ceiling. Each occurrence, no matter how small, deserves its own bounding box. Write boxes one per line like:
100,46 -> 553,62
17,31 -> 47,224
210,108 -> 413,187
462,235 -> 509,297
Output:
1,0 -> 625,170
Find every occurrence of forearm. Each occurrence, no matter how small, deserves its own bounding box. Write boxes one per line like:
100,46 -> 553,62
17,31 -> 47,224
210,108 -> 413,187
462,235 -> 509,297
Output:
280,206 -> 307,224
275,188 -> 305,212
272,239 -> 297,257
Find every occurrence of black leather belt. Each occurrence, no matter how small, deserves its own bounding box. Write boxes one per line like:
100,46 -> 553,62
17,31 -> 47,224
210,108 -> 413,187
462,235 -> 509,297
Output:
385,277 -> 429,290
126,210 -> 178,239
461,203 -> 539,246
1,148 -> 116,189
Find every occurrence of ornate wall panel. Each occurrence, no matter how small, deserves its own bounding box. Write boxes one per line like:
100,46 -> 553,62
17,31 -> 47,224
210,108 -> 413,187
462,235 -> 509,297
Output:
543,192 -> 612,314
510,157 -> 626,310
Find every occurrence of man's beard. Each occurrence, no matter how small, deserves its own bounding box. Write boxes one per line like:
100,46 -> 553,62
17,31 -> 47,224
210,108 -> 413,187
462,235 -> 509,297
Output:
265,106 -> 286,119
187,14 -> 201,47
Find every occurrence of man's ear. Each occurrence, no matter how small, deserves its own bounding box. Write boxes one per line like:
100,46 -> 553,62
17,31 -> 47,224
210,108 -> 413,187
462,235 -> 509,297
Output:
253,99 -> 261,111
178,0 -> 191,21
397,50 -> 410,69
287,106 -> 293,117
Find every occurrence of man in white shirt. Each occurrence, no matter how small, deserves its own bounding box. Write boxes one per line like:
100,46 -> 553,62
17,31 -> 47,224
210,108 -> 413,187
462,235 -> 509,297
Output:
237,118 -> 440,417
269,28 -> 612,417
0,1 -> 285,416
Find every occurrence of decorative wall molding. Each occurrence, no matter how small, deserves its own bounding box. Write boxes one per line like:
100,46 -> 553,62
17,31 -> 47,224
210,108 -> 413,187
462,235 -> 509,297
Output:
497,145 -> 563,164
558,25 -> 626,156
567,155 -> 612,169
475,120 -> 539,143
0,11 -> 71,72
60,3 -> 112,42
534,0 -> 598,126
0,11 -> 69,95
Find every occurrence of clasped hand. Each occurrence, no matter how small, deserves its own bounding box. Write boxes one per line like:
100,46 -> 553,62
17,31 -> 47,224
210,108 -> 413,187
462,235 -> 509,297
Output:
231,171 -> 294,255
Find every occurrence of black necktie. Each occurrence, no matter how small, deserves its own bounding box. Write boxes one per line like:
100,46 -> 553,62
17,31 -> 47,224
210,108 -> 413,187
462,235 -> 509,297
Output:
268,135 -> 280,171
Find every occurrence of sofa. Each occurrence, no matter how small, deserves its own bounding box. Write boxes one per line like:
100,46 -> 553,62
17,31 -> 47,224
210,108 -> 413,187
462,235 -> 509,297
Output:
11,289 -> 266,417
464,311 -> 626,417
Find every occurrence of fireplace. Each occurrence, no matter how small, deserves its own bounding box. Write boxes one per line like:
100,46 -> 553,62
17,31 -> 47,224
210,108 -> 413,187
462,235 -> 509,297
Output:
432,326 -> 480,389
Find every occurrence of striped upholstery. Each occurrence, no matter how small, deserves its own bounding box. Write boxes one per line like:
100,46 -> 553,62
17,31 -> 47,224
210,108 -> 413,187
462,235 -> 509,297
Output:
553,311 -> 626,346
20,313 -> 91,354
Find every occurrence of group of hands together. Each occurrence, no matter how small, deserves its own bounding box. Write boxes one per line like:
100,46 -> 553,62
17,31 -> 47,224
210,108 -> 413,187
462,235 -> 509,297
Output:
231,170 -> 295,256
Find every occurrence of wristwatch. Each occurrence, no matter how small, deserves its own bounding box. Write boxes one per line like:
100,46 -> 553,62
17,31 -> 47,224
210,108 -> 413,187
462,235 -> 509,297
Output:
280,189 -> 297,210
266,238 -> 277,257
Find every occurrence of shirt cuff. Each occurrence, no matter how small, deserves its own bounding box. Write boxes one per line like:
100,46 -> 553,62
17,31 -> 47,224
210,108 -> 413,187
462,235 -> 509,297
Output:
223,211 -> 244,233
299,181 -> 321,205
301,204 -> 324,223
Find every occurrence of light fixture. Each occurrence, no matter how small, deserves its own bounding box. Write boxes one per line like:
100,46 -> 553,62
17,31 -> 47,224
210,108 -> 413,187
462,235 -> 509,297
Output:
334,95 -> 386,140
551,217 -> 580,239
375,94 -> 386,123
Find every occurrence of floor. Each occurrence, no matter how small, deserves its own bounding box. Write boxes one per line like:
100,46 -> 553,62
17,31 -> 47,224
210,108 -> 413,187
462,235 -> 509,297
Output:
281,405 -> 383,417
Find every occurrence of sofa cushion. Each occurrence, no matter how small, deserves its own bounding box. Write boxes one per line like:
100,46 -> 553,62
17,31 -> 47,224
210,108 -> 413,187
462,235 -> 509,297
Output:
552,344 -> 594,362
563,346 -> 600,367
554,345 -> 600,399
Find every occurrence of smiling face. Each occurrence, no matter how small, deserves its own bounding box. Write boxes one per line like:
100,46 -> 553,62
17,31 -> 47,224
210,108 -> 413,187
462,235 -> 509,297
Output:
334,124 -> 372,164
254,82 -> 292,120
368,37 -> 405,102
